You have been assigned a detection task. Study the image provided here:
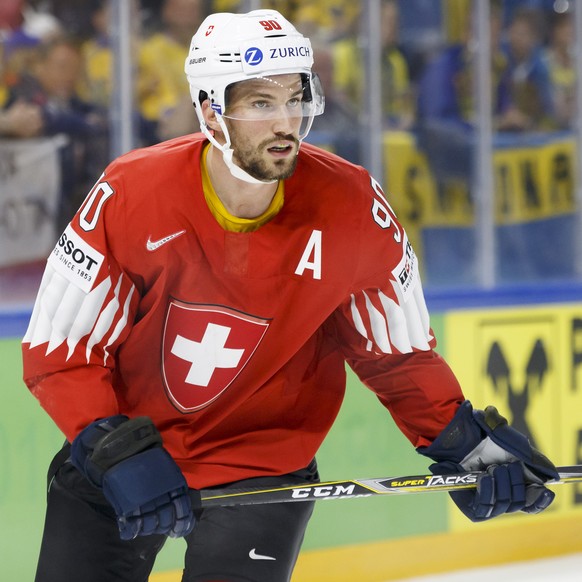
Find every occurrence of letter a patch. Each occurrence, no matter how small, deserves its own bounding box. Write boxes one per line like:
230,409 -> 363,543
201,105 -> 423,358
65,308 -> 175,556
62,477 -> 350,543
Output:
295,229 -> 322,280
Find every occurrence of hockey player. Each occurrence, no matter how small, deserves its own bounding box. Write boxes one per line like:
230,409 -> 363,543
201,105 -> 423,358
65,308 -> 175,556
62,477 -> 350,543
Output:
22,9 -> 558,582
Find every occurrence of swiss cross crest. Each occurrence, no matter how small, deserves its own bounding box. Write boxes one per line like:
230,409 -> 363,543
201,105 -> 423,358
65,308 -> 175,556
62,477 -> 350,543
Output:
162,300 -> 270,412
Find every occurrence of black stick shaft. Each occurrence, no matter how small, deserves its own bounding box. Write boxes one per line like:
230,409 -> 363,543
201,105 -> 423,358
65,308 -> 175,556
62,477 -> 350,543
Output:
198,465 -> 582,507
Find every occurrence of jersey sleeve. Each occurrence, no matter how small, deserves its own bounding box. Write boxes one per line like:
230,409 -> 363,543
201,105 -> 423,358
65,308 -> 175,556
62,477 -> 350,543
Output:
21,168 -> 138,442
332,173 -> 464,447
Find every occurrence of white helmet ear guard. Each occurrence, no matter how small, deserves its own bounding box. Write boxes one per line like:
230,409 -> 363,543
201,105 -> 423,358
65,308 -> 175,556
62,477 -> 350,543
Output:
184,9 -> 325,184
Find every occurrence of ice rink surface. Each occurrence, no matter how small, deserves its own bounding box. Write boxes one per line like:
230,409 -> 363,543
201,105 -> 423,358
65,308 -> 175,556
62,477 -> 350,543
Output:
393,553 -> 582,581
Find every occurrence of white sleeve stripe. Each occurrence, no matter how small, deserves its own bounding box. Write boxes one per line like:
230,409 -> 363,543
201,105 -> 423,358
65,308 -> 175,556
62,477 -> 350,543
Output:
22,263 -> 137,365
103,284 -> 135,366
47,280 -> 89,355
378,291 -> 413,353
27,267 -> 70,349
363,290 -> 393,354
24,268 -> 53,348
389,285 -> 431,351
85,274 -> 122,363
350,281 -> 433,355
23,266 -> 53,344
64,278 -> 111,360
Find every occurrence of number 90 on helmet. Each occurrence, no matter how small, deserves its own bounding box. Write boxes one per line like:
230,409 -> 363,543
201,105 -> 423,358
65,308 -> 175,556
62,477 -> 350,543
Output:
184,10 -> 325,143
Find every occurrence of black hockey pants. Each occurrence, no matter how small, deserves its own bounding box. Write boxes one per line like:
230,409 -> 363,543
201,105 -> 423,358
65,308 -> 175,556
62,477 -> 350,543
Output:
35,444 -> 318,582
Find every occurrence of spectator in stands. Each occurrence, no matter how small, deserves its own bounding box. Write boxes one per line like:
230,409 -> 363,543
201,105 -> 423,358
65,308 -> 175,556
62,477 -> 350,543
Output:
7,37 -> 105,139
378,0 -> 414,130
0,99 -> 43,137
79,0 -> 113,110
5,36 -> 108,225
415,2 -> 507,196
0,1 -> 52,138
292,1 -> 360,42
308,42 -> 361,163
0,0 -> 63,129
1,1 -> 42,88
1,57 -> 42,138
80,0 -> 158,149
2,31 -> 40,87
332,0 -> 413,130
292,6 -> 323,39
496,7 -> 555,132
416,2 -> 507,130
543,9 -> 575,130
327,1 -> 360,41
138,0 -> 207,143
30,0 -> 95,40
313,3 -> 360,111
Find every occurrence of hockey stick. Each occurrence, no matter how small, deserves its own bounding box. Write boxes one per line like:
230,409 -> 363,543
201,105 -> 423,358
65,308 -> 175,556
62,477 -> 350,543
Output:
198,465 -> 582,508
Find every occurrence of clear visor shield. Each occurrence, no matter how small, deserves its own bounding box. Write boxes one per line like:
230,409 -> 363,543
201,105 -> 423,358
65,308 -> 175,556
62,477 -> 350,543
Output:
220,73 -> 325,140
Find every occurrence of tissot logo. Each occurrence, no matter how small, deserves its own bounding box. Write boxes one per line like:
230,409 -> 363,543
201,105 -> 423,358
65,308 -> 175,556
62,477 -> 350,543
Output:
162,301 -> 270,412
57,231 -> 99,271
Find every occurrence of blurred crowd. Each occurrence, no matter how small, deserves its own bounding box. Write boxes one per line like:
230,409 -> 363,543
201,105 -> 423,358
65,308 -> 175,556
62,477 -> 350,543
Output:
0,0 -> 578,226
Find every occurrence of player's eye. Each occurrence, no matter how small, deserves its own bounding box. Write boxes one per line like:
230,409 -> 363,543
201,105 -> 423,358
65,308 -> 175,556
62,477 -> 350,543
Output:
252,100 -> 272,109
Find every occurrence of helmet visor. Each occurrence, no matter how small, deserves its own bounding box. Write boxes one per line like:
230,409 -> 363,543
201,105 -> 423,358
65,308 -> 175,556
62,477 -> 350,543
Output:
221,73 -> 325,122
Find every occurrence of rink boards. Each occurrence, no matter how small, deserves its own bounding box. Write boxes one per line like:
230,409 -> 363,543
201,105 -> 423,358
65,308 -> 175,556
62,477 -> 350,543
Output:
2,296 -> 582,580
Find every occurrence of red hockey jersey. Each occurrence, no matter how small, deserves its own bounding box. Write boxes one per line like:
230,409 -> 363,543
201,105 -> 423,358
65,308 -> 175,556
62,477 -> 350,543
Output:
22,134 -> 463,488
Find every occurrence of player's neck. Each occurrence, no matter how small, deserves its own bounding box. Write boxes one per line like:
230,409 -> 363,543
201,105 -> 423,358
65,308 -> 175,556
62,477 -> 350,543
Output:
206,145 -> 279,219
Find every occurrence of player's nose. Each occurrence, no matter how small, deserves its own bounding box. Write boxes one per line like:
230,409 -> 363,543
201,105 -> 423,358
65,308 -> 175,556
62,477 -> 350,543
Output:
270,106 -> 297,134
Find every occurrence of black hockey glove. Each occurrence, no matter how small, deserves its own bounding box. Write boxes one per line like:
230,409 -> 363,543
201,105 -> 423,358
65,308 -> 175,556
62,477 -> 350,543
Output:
71,415 -> 195,540
418,401 -> 558,522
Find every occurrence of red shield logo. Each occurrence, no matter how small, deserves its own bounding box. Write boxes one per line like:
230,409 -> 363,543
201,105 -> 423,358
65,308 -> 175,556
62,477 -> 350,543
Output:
162,301 -> 270,412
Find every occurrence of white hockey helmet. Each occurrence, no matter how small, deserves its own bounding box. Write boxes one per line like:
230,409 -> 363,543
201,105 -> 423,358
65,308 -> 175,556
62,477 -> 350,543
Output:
184,9 -> 325,183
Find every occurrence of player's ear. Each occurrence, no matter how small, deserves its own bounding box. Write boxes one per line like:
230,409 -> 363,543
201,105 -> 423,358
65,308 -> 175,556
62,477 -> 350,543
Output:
201,100 -> 221,132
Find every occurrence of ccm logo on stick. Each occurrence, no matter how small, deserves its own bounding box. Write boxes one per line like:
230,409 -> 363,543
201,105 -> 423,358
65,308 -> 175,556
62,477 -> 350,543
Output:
291,485 -> 356,499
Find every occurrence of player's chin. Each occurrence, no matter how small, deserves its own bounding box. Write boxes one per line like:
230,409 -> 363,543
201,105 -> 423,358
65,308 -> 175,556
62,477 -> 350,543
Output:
270,157 -> 298,180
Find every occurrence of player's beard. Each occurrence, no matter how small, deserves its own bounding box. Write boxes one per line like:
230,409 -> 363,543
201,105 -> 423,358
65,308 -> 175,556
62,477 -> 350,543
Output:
229,127 -> 300,182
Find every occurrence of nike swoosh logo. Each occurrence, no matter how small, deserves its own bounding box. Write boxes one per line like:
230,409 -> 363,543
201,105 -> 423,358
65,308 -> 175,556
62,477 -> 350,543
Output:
249,548 -> 276,561
146,230 -> 186,251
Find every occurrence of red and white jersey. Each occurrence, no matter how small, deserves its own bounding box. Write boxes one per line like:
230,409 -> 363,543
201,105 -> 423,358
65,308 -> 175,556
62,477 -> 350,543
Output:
22,134 -> 463,488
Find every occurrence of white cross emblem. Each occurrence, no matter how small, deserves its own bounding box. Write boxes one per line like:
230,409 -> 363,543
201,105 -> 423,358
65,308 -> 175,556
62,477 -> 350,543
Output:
162,301 -> 270,412
171,323 -> 244,387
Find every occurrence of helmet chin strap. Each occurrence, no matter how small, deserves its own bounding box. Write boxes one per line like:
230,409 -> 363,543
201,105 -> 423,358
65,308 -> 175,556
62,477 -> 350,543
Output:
221,147 -> 277,185
202,115 -> 277,185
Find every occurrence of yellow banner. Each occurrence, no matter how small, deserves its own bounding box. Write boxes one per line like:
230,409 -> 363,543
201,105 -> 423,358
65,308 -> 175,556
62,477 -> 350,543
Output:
494,138 -> 576,223
383,132 -> 577,229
